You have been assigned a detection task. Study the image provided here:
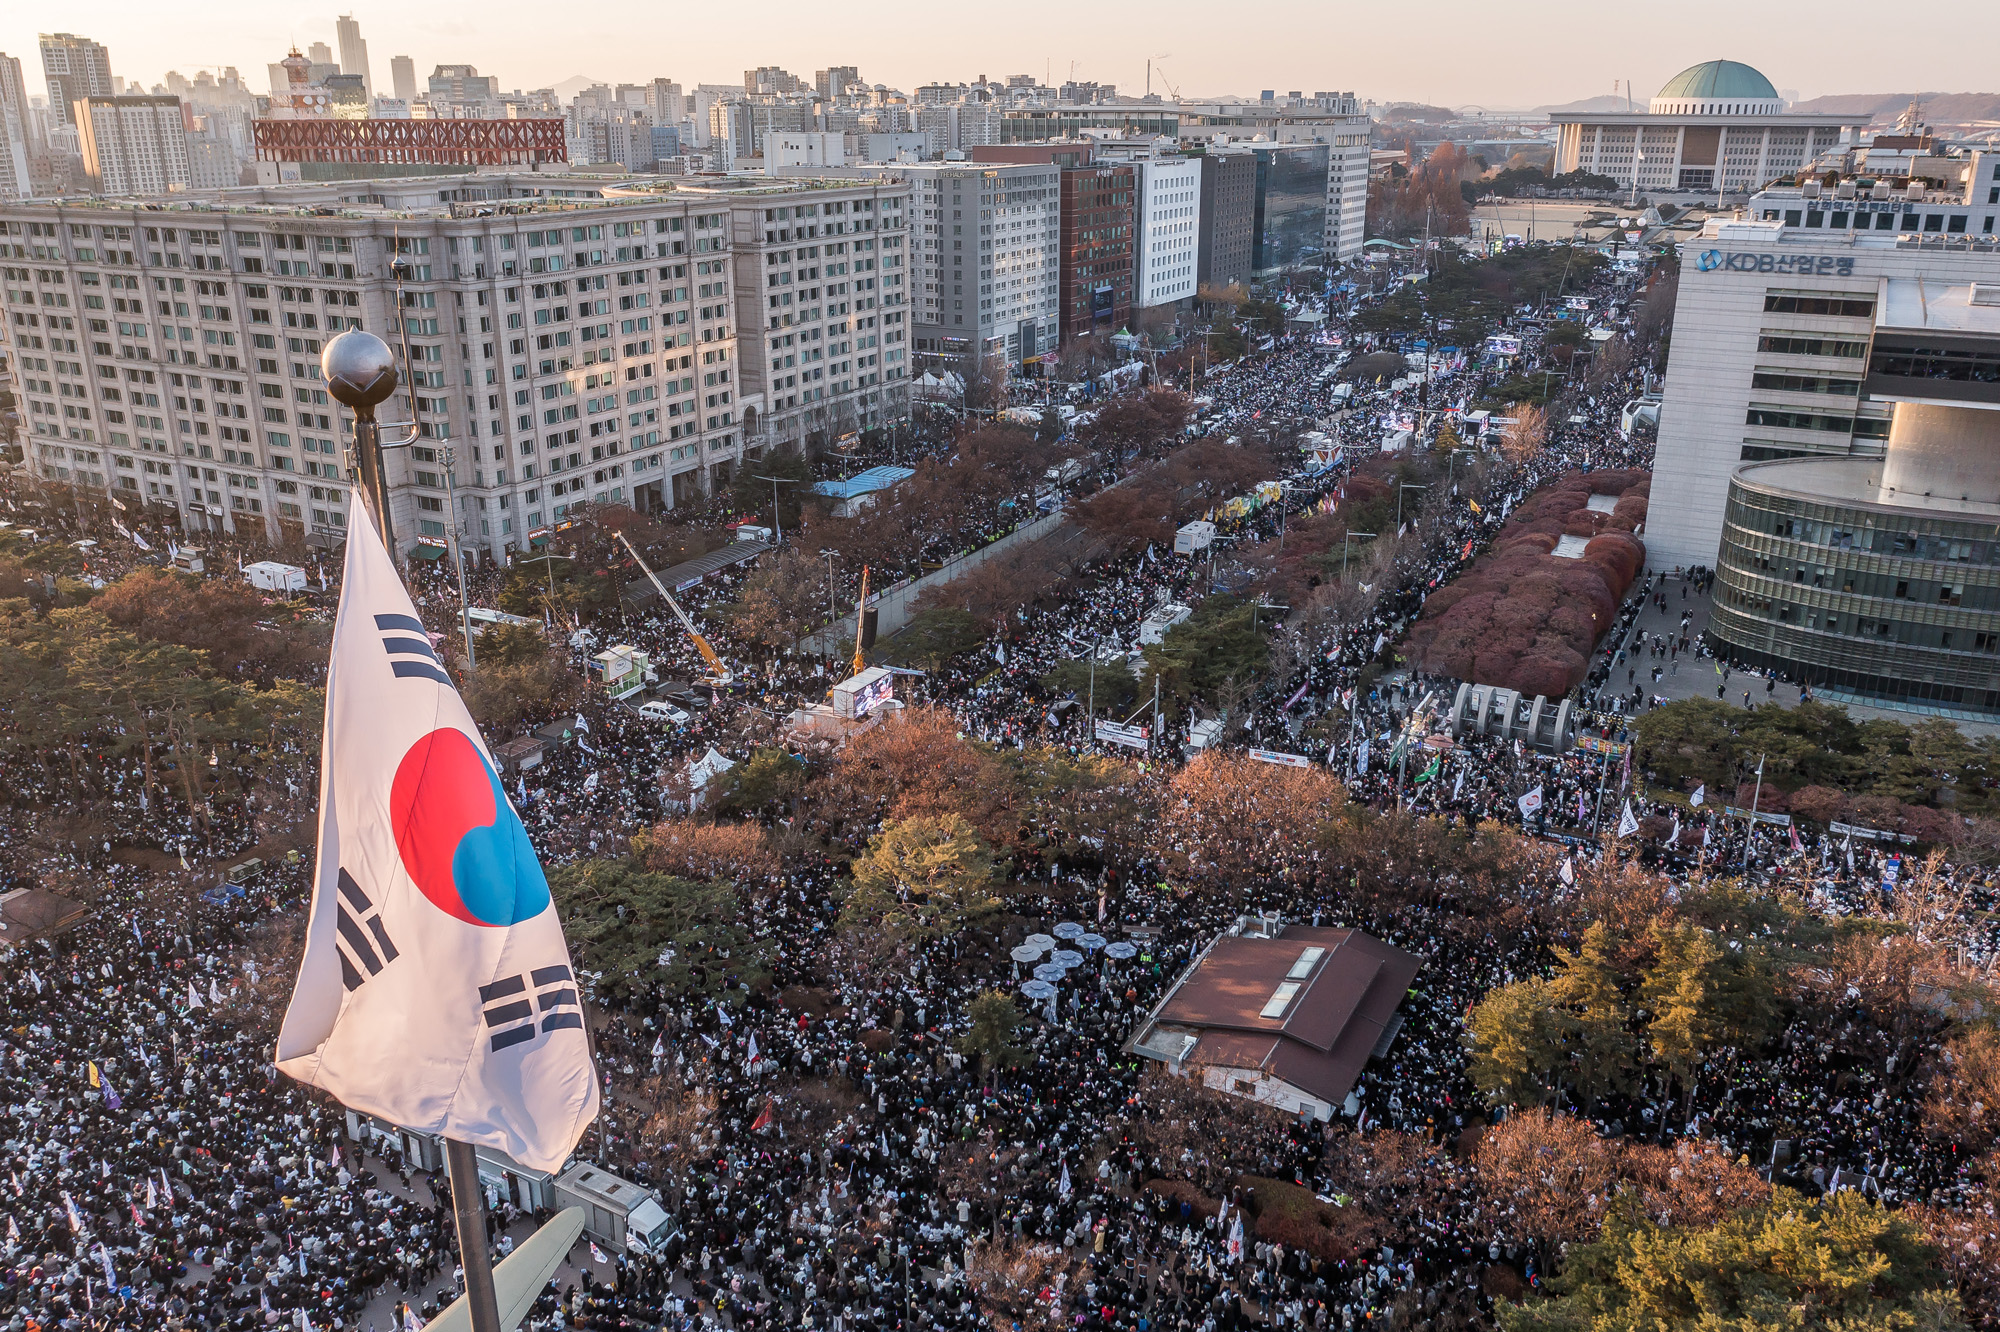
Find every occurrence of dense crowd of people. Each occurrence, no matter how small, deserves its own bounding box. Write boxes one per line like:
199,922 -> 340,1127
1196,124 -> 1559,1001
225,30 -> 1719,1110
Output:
1,241 -> 1994,1332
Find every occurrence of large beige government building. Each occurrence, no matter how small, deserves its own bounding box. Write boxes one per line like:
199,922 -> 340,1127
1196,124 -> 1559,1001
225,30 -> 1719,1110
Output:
1552,61 -> 1867,195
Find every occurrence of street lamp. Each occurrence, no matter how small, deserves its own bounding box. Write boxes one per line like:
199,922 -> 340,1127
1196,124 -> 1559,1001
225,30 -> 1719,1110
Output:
750,471 -> 805,546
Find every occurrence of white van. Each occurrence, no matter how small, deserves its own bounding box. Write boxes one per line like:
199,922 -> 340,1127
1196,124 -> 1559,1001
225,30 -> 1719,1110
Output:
637,700 -> 691,725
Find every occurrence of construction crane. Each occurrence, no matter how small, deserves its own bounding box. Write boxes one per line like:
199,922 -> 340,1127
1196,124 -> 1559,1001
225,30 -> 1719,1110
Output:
851,565 -> 871,678
614,530 -> 733,686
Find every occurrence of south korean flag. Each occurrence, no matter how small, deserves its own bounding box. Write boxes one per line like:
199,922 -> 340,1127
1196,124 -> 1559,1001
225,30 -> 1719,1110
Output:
277,499 -> 600,1175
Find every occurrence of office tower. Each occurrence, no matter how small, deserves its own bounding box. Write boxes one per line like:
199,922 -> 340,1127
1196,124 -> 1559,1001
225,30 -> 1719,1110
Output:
335,15 -> 371,98
0,54 -> 33,200
306,42 -> 333,68
815,67 -> 859,102
38,33 -> 114,128
390,55 -> 416,103
859,161 -> 1056,369
74,95 -> 191,196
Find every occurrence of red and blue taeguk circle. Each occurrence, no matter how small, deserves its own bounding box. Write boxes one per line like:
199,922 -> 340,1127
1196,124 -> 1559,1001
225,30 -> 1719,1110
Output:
390,727 -> 551,927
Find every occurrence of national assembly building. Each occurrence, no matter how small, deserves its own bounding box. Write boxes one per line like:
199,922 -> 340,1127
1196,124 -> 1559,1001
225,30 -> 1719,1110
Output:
1552,61 -> 1867,195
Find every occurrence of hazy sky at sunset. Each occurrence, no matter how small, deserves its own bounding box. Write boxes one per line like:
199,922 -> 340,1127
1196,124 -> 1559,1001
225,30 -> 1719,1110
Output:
6,0 -> 1996,112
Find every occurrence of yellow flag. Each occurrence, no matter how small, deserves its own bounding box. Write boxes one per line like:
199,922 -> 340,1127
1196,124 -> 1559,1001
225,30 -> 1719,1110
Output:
88,1061 -> 101,1088
1469,499 -> 1482,514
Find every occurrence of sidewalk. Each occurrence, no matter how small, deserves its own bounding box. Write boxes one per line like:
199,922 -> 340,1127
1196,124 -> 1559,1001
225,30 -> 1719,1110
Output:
1613,574 -> 2000,736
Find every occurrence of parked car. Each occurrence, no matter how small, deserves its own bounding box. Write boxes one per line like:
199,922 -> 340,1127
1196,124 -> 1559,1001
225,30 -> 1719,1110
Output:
636,700 -> 691,725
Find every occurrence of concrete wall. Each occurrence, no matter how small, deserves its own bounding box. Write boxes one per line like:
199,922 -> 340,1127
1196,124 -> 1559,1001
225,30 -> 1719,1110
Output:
806,507 -> 1070,656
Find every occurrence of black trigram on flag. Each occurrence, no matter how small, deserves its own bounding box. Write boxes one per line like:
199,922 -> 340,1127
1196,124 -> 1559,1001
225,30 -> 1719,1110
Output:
335,868 -> 401,991
479,966 -> 582,1052
375,613 -> 450,686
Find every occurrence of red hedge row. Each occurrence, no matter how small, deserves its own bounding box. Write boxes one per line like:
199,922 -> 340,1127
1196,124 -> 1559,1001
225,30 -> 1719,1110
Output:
1402,470 -> 1651,696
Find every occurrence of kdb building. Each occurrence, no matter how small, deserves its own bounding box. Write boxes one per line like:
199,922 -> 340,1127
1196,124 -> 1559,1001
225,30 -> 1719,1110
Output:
1652,215 -> 2000,716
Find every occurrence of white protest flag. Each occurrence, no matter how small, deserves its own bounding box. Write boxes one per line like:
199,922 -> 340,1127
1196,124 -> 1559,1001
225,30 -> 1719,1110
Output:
1690,784 -> 1705,808
276,499 -> 599,1175
1617,800 -> 1641,838
1517,784 -> 1543,819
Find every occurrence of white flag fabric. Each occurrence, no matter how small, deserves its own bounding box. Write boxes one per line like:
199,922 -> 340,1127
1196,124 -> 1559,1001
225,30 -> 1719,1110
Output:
1690,784 -> 1705,807
1354,739 -> 1370,776
1517,785 -> 1543,819
1617,800 -> 1640,838
276,499 -> 599,1175
1558,857 -> 1575,886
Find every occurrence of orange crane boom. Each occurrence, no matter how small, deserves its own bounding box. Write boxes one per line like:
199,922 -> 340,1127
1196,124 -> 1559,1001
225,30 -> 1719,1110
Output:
614,531 -> 732,684
852,564 -> 871,678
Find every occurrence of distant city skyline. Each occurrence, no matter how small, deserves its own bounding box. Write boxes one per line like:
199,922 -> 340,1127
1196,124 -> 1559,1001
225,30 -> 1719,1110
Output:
4,1 -> 1998,112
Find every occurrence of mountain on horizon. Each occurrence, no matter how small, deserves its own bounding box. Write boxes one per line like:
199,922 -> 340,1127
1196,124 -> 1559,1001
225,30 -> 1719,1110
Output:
1534,93 -> 1637,115
1790,91 -> 2000,123
550,74 -> 607,99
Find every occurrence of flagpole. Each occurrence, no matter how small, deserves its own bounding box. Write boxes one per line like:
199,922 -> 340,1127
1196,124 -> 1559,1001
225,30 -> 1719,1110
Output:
321,330 -> 504,1332
322,330 -> 418,573
445,1139 -> 504,1332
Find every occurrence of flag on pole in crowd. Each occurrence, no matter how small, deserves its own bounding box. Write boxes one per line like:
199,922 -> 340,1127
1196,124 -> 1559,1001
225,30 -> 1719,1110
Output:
1669,813 -> 1681,846
275,498 -> 599,1176
750,1099 -> 775,1134
1845,835 -> 1855,871
1451,768 -> 1464,801
1517,785 -> 1543,819
1617,800 -> 1640,838
1690,784 -> 1705,807
1227,1212 -> 1244,1264
1577,791 -> 1588,823
1789,823 -> 1804,854
63,1192 -> 80,1232
88,1061 -> 101,1089
1058,1161 -> 1072,1198
588,1242 -> 609,1265
1559,857 -> 1575,886
186,982 -> 204,1010
1354,739 -> 1370,776
209,977 -> 223,1005
103,1079 -> 121,1111
1416,755 -> 1440,784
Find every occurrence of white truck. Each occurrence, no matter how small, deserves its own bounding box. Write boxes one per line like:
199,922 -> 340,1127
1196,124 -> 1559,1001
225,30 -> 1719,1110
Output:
552,1163 -> 680,1256
1138,603 -> 1193,645
243,561 -> 307,593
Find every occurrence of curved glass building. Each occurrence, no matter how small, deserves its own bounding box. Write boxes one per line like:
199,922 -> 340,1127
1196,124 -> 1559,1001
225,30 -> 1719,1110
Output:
1711,276 -> 2000,714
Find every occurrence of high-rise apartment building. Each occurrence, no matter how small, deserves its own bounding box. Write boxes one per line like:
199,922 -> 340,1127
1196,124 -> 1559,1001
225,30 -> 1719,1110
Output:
0,54 -> 33,201
0,172 -> 767,558
39,33 -> 114,128
816,67 -> 860,102
335,15 -> 371,99
75,96 -> 192,196
744,67 -> 808,97
389,56 -> 416,104
860,162 -> 1057,369
631,175 -> 912,453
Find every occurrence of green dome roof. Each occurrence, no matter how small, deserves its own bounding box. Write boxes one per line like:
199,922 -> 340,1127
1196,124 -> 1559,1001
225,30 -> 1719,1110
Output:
1656,60 -> 1778,101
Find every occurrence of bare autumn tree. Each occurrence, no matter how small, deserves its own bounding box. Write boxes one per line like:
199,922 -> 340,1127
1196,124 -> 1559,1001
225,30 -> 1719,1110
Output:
802,705 -> 1022,849
727,546 -> 836,648
1618,1138 -> 1771,1230
1159,751 -> 1346,897
1474,1111 -> 1619,1250
1500,403 -> 1548,466
631,819 -> 781,888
